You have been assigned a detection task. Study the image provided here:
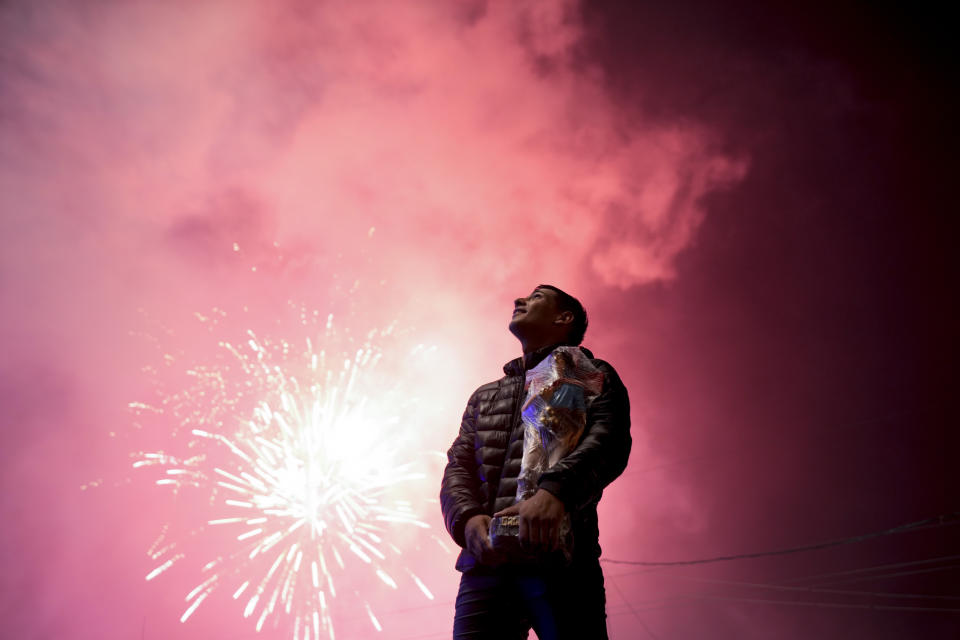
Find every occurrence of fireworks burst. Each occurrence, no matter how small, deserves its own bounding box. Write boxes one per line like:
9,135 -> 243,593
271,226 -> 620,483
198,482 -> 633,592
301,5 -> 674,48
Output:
131,307 -> 438,638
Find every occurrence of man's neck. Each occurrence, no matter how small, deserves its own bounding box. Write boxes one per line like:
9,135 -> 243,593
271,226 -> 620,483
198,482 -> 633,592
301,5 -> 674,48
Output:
520,341 -> 565,371
520,336 -> 562,356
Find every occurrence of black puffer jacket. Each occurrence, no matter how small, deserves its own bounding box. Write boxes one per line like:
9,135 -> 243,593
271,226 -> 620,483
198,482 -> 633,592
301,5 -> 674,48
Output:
440,344 -> 631,571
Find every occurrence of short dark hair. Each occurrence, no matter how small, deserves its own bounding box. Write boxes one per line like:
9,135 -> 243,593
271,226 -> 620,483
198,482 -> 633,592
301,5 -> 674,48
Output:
536,284 -> 588,346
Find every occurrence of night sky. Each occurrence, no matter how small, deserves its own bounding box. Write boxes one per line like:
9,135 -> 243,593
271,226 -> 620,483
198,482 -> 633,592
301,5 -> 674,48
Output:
1,1 -> 956,639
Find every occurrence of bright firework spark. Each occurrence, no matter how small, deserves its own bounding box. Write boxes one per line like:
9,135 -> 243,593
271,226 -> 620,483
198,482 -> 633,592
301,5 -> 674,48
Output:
131,306 -> 437,638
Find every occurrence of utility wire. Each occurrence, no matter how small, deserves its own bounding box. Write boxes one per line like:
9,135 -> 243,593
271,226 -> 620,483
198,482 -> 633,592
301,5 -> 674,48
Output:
604,599 -> 960,618
655,572 -> 960,602
777,553 -> 960,586
326,521 -> 959,631
219,515 -> 956,637
608,575 -> 659,639
812,563 -> 960,587
605,589 -> 960,617
656,594 -> 960,614
601,511 -> 960,567
384,554 -> 960,635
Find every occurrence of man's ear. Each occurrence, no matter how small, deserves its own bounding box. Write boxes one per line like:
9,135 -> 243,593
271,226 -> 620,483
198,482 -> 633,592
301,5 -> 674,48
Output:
554,310 -> 574,326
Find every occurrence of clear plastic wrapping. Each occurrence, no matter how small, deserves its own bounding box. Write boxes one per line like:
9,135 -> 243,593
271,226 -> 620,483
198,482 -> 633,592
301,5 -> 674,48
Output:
489,347 -> 604,562
515,346 -> 604,502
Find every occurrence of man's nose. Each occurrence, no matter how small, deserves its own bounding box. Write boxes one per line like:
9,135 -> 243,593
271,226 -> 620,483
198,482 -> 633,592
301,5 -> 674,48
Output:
514,297 -> 526,308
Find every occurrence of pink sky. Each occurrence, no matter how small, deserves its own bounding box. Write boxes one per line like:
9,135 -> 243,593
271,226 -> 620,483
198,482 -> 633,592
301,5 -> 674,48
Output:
2,1 -> 955,639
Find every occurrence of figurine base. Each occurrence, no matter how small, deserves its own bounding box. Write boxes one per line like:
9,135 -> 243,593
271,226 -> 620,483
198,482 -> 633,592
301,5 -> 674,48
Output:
488,514 -> 573,565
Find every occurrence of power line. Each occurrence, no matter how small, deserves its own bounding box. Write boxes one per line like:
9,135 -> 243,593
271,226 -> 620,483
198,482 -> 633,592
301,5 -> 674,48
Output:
603,598 -> 960,622
385,551 -> 960,635
608,575 -> 659,639
605,586 -> 960,618
655,572 -> 960,602
813,563 -> 960,587
780,555 -> 960,584
601,511 -> 960,567
318,523 -> 959,634
656,594 -> 960,614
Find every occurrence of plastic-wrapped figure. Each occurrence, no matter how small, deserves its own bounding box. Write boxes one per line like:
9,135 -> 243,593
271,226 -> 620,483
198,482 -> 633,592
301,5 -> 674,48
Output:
490,346 -> 604,560
516,346 -> 604,501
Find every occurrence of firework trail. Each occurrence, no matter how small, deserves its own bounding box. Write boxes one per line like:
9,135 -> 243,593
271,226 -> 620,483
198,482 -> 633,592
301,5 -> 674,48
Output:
130,306 -> 437,638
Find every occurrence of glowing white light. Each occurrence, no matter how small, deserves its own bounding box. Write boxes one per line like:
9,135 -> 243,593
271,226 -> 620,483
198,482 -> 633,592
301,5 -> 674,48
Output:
146,559 -> 174,581
366,603 -> 382,632
132,311 -> 437,639
237,528 -> 263,541
376,569 -> 397,589
180,592 -> 209,623
408,570 -> 434,600
233,581 -> 250,599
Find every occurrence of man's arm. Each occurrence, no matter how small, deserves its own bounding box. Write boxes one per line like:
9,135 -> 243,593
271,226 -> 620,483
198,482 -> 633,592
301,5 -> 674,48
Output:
536,360 -> 631,513
440,390 -> 487,548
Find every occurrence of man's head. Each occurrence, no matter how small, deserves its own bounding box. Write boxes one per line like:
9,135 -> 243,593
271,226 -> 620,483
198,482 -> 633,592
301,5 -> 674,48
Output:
509,284 -> 588,351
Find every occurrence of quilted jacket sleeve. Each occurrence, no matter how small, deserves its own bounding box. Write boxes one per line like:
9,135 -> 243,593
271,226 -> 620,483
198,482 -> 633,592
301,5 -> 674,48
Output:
537,360 -> 631,513
440,388 -> 486,548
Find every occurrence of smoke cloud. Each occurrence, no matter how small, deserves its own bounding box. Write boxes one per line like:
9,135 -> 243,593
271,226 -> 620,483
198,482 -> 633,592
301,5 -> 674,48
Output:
4,0 -> 950,638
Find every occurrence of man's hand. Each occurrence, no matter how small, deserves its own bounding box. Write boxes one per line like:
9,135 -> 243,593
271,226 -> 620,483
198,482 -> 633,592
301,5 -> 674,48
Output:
464,514 -> 503,566
494,489 -> 566,552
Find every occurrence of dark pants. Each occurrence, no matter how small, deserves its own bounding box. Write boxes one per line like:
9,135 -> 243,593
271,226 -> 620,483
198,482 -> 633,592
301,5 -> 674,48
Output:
452,558 -> 608,640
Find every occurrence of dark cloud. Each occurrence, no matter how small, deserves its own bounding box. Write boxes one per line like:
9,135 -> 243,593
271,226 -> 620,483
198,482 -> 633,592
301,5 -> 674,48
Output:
582,1 -> 958,637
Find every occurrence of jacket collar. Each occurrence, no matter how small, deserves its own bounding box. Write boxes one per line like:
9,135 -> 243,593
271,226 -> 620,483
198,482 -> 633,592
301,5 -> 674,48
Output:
502,343 -> 594,376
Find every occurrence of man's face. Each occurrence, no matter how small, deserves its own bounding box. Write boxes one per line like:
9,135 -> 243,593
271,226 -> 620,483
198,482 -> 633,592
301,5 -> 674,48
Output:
509,287 -> 562,338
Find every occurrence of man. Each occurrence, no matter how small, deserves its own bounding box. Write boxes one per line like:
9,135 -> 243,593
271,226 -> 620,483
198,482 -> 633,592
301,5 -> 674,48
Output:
440,285 -> 632,639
